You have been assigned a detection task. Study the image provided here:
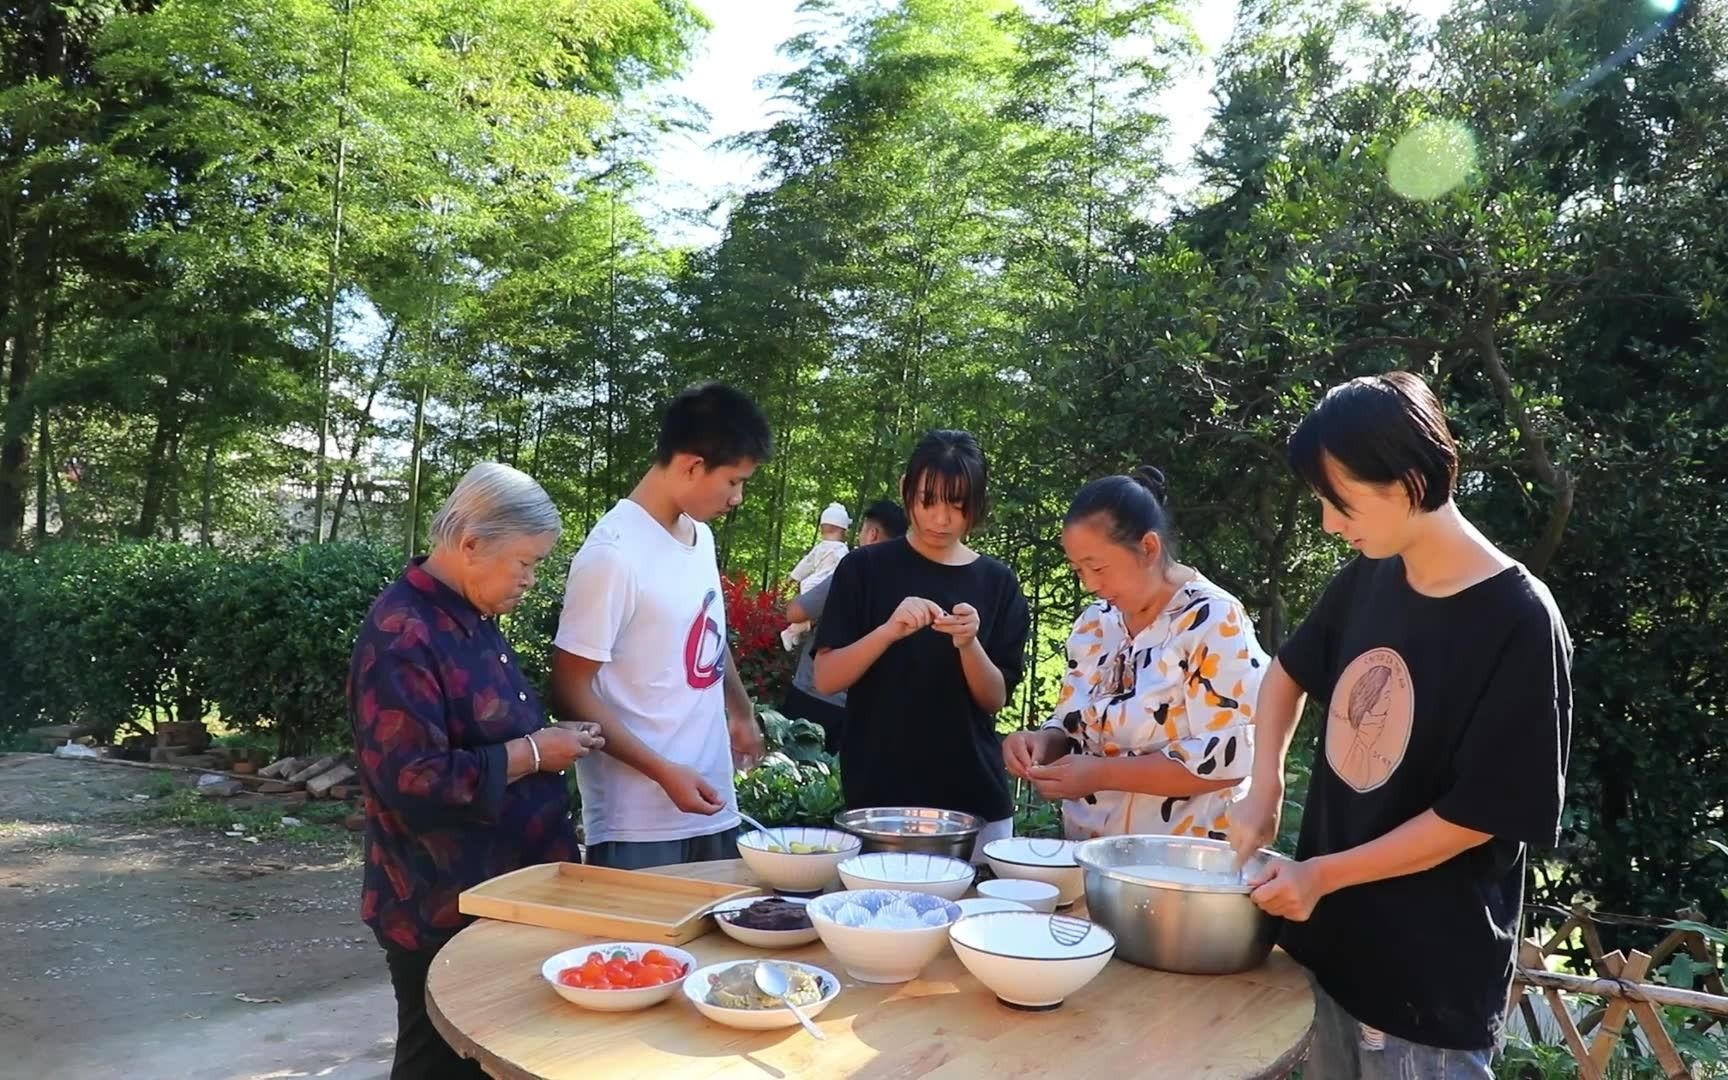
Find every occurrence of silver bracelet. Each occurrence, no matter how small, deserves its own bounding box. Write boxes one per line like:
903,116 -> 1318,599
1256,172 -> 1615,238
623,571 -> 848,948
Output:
525,732 -> 542,772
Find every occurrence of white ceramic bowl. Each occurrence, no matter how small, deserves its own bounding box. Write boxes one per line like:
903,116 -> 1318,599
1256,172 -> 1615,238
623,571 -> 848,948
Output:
977,878 -> 1059,913
683,960 -> 842,1031
806,889 -> 962,984
710,896 -> 820,949
541,942 -> 696,1012
838,851 -> 976,901
983,837 -> 1085,907
949,911 -> 1116,1010
736,827 -> 862,893
956,897 -> 1034,918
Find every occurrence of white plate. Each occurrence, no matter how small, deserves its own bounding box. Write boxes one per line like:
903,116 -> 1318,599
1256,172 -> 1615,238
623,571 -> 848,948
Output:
683,959 -> 842,1031
710,896 -> 820,948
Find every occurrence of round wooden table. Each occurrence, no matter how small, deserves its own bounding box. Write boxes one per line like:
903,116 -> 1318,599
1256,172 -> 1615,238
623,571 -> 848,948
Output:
427,859 -> 1314,1079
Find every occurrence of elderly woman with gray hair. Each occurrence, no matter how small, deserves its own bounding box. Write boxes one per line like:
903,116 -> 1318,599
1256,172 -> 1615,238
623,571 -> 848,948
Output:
349,462 -> 601,1080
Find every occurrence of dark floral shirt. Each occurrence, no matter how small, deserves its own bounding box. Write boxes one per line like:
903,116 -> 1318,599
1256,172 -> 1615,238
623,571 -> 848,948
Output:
349,558 -> 576,953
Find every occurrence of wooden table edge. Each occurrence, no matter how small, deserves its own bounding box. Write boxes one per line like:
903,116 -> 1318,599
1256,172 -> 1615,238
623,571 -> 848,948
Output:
428,971 -> 536,1080
1261,1015 -> 1315,1079
432,968 -> 1313,1080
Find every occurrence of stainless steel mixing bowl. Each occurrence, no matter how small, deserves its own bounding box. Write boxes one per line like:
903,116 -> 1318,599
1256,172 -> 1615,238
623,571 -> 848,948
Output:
833,807 -> 983,860
1075,834 -> 1282,974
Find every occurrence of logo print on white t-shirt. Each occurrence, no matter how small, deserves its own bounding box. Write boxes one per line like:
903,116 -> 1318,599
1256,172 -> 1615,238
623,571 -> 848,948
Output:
684,588 -> 725,689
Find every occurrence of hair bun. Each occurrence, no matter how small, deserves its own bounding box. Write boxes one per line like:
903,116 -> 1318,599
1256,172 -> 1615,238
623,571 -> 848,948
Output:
1131,466 -> 1169,502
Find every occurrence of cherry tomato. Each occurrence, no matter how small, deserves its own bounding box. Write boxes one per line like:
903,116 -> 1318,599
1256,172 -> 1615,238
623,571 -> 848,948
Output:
558,952 -> 686,992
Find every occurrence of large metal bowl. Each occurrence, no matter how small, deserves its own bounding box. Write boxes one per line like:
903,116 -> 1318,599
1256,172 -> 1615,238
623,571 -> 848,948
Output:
833,807 -> 982,860
1075,834 -> 1282,975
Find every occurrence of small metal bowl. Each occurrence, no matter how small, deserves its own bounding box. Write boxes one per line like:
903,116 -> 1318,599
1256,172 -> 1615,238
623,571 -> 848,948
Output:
1075,834 -> 1283,975
833,807 -> 983,860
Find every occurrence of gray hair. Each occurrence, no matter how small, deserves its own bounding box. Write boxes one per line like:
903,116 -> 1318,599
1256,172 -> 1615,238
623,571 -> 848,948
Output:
428,463 -> 561,549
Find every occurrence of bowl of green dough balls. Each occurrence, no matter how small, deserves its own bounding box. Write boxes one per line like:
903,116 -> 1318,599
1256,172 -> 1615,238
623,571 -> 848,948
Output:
736,826 -> 862,893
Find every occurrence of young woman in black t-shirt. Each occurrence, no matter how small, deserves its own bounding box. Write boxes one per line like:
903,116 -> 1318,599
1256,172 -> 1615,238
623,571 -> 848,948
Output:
1231,373 -> 1572,1074
812,431 -> 1031,860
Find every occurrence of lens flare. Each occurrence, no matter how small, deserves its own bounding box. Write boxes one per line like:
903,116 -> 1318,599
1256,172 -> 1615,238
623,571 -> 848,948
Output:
1386,119 -> 1478,201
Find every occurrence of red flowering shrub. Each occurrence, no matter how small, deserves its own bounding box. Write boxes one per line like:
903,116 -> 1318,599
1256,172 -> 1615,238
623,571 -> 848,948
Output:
723,573 -> 795,705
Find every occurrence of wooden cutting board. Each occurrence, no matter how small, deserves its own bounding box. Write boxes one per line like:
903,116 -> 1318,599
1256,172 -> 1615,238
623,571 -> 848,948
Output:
459,863 -> 761,945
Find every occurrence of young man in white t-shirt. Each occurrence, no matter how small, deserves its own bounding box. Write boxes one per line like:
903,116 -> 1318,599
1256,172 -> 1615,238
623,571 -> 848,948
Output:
549,382 -> 773,870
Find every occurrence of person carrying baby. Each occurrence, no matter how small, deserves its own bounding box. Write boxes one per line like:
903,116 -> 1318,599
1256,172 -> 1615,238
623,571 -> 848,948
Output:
781,502 -> 852,650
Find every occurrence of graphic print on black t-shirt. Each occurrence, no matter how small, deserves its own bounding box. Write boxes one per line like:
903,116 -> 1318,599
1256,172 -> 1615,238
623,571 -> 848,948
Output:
1275,555 -> 1572,1052
1325,646 -> 1413,793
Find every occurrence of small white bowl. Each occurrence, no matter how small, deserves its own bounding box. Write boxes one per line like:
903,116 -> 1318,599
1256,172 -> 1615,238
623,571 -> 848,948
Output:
541,942 -> 695,1012
983,837 -> 1085,907
956,897 -> 1034,918
710,896 -> 819,949
949,911 -> 1116,1010
807,889 -> 962,984
736,827 -> 862,893
977,878 -> 1059,913
838,851 -> 976,901
683,960 -> 842,1031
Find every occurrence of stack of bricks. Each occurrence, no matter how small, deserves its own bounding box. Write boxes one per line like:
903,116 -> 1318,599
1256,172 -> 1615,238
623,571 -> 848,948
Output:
149,721 -> 214,766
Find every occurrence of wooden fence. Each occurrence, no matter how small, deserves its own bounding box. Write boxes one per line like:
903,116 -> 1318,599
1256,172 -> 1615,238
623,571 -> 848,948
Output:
1512,905 -> 1728,1079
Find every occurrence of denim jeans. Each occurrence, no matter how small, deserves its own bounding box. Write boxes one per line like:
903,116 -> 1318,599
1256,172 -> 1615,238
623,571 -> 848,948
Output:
1305,980 -> 1495,1079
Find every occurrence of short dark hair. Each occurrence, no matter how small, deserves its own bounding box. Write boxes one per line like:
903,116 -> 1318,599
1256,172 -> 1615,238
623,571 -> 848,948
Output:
901,430 -> 988,527
861,499 -> 908,538
1287,371 -> 1457,513
1065,467 -> 1177,562
653,382 -> 774,469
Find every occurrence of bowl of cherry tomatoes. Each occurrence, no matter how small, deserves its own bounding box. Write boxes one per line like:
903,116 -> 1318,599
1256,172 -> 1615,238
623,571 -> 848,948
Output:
540,942 -> 697,1012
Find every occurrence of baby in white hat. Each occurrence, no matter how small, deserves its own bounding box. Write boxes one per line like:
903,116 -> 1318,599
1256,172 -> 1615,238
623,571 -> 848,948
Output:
781,502 -> 852,650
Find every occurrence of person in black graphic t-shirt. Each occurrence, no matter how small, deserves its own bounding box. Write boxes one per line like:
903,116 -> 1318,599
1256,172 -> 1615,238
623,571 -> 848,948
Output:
813,431 -> 1031,860
1230,373 -> 1572,1077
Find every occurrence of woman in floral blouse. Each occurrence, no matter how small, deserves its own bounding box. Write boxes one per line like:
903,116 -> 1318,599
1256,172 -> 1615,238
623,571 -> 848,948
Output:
1003,468 -> 1268,842
349,462 -> 602,1080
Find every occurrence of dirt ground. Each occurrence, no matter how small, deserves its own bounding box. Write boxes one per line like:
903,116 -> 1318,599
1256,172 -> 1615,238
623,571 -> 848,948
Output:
0,754 -> 399,1079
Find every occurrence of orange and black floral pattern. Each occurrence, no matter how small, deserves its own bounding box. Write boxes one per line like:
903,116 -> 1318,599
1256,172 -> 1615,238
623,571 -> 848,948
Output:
1042,574 -> 1269,843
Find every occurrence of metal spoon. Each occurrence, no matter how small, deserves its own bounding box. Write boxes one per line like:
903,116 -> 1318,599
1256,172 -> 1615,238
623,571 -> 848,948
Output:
736,809 -> 784,852
754,961 -> 826,1040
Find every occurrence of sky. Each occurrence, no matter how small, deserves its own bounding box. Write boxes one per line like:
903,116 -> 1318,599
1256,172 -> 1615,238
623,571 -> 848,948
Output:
642,0 -> 1456,247
340,0 -> 1459,451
